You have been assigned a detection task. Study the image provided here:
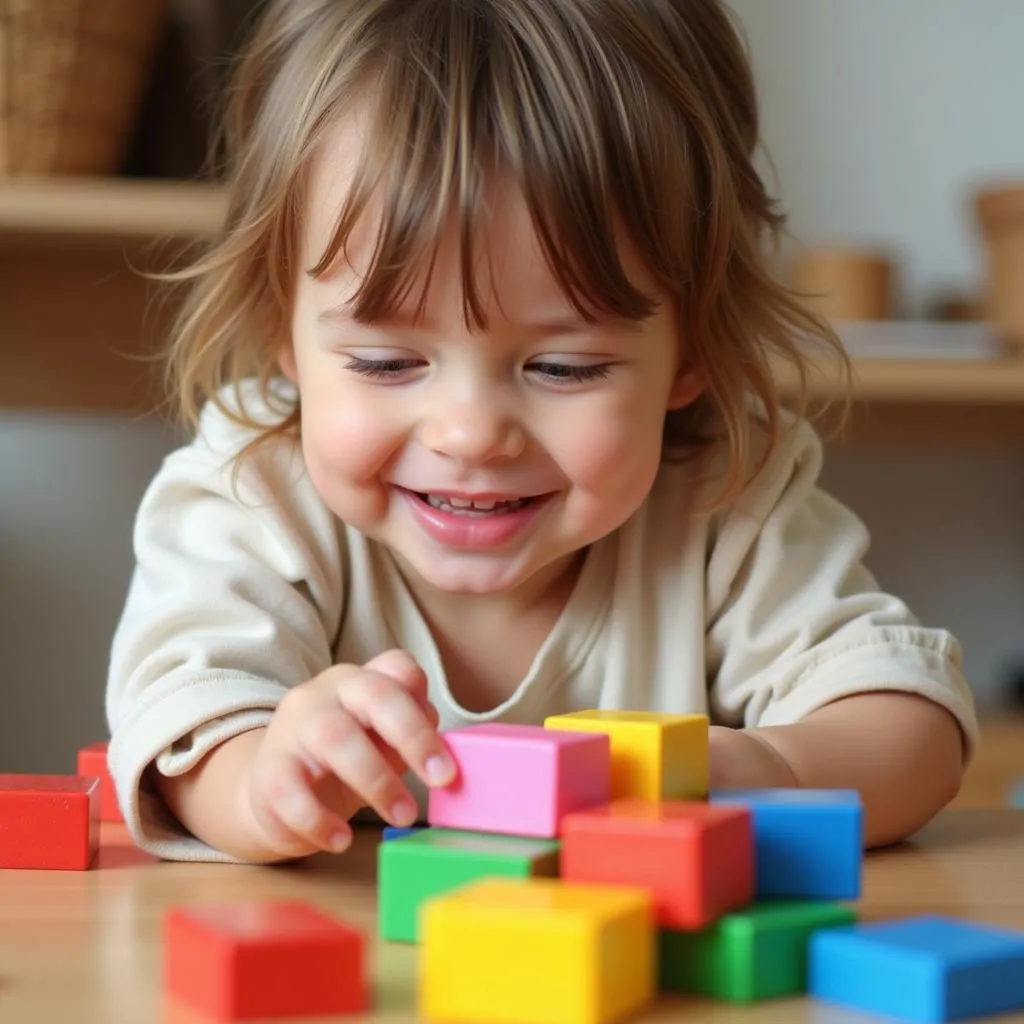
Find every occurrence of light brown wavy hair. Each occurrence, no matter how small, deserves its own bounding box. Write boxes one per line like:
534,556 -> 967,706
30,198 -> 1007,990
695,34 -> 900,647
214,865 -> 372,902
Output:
162,0 -> 848,506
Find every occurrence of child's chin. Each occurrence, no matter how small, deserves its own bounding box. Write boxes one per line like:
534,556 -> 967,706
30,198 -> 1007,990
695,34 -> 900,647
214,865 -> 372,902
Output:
408,555 -> 531,597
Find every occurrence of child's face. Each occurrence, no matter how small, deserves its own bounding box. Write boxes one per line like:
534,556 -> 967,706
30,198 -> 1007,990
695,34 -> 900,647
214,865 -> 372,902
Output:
281,114 -> 701,600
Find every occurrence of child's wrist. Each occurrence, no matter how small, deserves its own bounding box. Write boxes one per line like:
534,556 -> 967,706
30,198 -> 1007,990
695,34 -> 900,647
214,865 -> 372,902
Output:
741,728 -> 801,787
230,733 -> 308,863
708,725 -> 799,790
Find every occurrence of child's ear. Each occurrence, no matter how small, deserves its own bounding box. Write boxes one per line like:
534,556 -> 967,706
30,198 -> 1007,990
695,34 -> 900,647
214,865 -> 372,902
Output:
667,363 -> 704,410
277,343 -> 298,383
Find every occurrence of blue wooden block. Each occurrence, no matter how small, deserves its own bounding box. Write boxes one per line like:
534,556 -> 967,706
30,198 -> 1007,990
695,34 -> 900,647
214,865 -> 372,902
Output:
1009,778 -> 1024,809
382,825 -> 422,841
809,915 -> 1024,1022
709,788 -> 861,899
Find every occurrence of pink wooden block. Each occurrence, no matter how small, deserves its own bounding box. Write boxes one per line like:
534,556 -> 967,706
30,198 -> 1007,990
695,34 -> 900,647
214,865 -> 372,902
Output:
427,723 -> 610,838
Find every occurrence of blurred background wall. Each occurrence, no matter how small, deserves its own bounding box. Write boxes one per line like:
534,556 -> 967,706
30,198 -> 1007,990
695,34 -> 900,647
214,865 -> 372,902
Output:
1,0 -> 1023,772
728,0 -> 1024,712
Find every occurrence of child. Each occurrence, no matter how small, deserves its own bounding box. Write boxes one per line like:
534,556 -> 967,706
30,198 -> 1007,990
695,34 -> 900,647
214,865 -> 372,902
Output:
106,0 -> 976,864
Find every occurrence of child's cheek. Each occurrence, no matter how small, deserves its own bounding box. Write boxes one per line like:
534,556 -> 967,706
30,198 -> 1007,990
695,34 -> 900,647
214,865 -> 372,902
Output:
306,398 -> 395,478
559,411 -> 661,495
298,401 -> 398,522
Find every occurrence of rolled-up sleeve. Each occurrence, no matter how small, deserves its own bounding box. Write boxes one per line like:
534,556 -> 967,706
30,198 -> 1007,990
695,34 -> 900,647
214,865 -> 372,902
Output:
106,393 -> 345,860
704,418 -> 979,758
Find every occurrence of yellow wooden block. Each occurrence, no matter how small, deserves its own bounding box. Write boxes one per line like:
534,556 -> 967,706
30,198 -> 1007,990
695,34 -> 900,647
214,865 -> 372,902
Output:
544,710 -> 708,801
420,877 -> 654,1024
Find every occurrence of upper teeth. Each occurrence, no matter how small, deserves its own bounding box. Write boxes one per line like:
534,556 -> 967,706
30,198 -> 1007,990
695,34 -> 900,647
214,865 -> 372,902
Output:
426,495 -> 524,512
450,496 -> 495,509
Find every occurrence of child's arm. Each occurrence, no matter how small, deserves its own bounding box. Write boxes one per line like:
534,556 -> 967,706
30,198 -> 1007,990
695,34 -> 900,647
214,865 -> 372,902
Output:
709,692 -> 965,847
703,418 -> 977,847
154,727 -> 274,862
106,385 -> 444,862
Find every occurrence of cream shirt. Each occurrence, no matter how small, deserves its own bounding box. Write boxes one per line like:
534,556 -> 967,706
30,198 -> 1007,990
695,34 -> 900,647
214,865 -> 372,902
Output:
106,381 -> 978,861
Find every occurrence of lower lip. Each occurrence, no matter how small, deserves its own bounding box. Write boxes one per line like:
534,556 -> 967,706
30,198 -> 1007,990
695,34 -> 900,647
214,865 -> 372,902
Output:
397,489 -> 551,550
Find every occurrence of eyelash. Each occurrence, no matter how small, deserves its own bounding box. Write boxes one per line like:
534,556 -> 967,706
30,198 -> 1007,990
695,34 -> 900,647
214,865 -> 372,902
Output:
344,358 -> 417,379
342,357 -> 612,384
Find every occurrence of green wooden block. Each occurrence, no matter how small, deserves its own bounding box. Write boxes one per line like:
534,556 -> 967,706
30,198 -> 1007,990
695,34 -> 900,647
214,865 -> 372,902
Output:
377,827 -> 560,943
659,900 -> 857,1002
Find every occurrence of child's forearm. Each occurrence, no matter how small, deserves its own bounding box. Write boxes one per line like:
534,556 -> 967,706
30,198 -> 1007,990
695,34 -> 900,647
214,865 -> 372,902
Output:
748,692 -> 967,848
154,728 -> 290,863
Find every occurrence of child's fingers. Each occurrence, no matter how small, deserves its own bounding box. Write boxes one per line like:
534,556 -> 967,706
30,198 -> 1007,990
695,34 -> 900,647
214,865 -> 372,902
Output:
363,648 -> 430,703
337,670 -> 455,791
367,729 -> 428,779
299,702 -> 419,826
251,754 -> 354,856
423,699 -> 440,729
336,650 -> 442,742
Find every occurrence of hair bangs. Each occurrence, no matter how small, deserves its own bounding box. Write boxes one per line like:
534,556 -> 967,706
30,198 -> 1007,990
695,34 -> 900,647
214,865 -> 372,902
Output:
306,1 -> 661,332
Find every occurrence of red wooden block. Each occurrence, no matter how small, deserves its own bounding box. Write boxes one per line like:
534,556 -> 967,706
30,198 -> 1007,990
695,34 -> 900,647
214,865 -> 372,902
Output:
560,798 -> 754,930
164,900 -> 367,1020
0,774 -> 100,870
77,740 -> 123,822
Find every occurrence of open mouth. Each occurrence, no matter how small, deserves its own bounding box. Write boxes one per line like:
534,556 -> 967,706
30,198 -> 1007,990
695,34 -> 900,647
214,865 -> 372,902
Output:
413,493 -> 537,516
397,487 -> 552,550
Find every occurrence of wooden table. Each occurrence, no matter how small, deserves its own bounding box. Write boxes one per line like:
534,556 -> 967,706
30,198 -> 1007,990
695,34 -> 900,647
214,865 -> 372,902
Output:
1,810 -> 1022,1023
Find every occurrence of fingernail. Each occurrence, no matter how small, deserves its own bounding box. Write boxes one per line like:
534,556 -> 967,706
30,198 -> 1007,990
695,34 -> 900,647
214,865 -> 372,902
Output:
425,753 -> 455,786
390,797 -> 417,826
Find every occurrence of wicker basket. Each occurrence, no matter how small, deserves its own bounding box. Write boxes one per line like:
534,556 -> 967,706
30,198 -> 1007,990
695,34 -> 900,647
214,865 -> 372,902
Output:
0,0 -> 168,176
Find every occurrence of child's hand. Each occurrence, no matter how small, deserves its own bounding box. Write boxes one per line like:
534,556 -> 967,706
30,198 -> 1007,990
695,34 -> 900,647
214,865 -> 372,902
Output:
242,649 -> 454,858
708,724 -> 799,790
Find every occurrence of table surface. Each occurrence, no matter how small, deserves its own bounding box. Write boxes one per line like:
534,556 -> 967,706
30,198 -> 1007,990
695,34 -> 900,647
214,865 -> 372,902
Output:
1,810 -> 1023,1024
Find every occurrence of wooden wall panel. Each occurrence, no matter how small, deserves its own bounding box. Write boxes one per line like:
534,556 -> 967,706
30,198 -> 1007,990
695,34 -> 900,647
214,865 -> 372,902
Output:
0,236 -> 189,415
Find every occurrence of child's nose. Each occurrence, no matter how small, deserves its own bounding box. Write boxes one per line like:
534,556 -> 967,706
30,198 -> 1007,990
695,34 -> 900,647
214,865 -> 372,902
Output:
418,398 -> 526,465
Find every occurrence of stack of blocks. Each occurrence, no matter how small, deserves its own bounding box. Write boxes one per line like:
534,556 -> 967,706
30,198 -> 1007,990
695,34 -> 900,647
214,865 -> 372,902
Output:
378,711 -> 1024,1024
2,728 -> 1023,1021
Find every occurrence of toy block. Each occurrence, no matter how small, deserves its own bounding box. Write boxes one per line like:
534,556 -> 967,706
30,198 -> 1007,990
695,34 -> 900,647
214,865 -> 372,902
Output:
0,774 -> 99,869
543,710 -> 708,801
809,915 -> 1024,1022
382,825 -> 422,841
710,787 -> 862,899
560,798 -> 752,930
77,740 -> 122,822
420,877 -> 654,1024
379,827 -> 559,942
164,900 -> 366,1019
659,900 -> 856,1001
427,723 -> 610,838
1009,778 -> 1024,809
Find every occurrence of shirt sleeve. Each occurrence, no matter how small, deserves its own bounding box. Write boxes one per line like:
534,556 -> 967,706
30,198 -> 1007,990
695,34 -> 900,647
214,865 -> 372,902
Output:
704,417 -> 979,759
105,387 -> 346,861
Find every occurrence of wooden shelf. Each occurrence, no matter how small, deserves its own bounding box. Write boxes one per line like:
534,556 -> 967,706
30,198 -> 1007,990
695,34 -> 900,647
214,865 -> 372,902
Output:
3,177 -> 1024,420
0,176 -> 226,239
833,359 -> 1024,403
774,321 -> 1024,405
778,358 -> 1024,405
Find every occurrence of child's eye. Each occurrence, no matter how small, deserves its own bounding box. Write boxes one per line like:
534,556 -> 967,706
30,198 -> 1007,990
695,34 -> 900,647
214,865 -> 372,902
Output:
529,362 -> 612,384
343,356 -> 424,379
